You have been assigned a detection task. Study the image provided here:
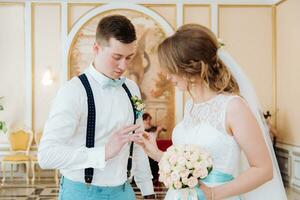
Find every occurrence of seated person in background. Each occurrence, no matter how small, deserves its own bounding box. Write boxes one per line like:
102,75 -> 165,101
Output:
263,110 -> 278,147
142,112 -> 165,138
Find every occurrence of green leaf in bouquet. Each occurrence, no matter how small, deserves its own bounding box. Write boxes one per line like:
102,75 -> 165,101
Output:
0,121 -> 7,133
208,166 -> 213,174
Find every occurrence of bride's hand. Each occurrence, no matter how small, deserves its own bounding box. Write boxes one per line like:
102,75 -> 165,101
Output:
133,131 -> 162,162
199,182 -> 213,200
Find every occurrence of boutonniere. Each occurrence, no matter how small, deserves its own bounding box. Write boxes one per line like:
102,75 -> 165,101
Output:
131,95 -> 145,118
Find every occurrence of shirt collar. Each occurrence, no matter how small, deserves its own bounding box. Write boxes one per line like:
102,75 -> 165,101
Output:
87,63 -> 126,89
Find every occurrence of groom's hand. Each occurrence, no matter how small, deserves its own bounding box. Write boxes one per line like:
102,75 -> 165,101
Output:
105,125 -> 140,160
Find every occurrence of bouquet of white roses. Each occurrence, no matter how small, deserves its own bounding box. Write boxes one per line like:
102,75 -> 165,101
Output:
158,144 -> 213,199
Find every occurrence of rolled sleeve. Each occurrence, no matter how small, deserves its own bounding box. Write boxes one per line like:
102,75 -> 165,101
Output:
133,134 -> 154,195
137,180 -> 155,196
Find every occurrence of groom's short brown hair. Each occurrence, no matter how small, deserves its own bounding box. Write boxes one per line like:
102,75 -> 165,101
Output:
96,15 -> 136,45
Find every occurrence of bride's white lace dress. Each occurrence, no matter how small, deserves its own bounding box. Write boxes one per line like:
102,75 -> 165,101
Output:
165,94 -> 240,200
165,93 -> 287,200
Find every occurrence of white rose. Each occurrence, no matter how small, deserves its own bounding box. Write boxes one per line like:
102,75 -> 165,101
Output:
161,151 -> 171,161
163,180 -> 172,188
137,104 -> 144,111
185,144 -> 199,152
171,171 -> 180,181
132,96 -> 136,100
207,157 -> 213,167
173,180 -> 183,189
162,163 -> 172,174
158,161 -> 163,169
192,169 -> 202,179
168,154 -> 178,165
175,145 -> 185,154
159,171 -> 167,182
164,177 -> 173,188
182,177 -> 189,185
185,161 -> 194,169
200,151 -> 210,160
193,161 -> 202,170
179,169 -> 190,178
200,160 -> 210,168
190,152 -> 199,162
184,151 -> 191,160
199,168 -> 208,179
177,156 -> 187,166
172,165 -> 185,172
194,160 -> 208,169
158,160 -> 171,171
187,177 -> 198,188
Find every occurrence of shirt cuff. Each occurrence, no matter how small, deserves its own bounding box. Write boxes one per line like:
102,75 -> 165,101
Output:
137,180 -> 155,196
86,146 -> 106,169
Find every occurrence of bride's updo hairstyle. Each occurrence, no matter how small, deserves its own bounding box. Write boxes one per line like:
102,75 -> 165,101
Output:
157,24 -> 239,94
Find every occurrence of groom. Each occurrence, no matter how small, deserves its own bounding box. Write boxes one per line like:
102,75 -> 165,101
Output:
38,15 -> 155,199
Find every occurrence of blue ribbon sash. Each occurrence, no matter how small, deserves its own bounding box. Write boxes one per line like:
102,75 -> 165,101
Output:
177,170 -> 240,200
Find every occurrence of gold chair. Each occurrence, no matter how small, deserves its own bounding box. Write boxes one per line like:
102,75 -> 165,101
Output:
1,129 -> 33,185
31,131 -> 59,184
30,131 -> 42,184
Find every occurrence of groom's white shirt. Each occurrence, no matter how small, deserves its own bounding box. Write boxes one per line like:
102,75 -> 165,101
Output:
38,64 -> 154,195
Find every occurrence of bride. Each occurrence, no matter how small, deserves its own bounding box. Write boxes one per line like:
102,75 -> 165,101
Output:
134,24 -> 287,199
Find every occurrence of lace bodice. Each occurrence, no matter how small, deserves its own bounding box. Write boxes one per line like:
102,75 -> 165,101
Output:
172,94 -> 241,175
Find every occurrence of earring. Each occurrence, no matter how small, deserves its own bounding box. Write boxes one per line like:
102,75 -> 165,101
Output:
189,77 -> 196,87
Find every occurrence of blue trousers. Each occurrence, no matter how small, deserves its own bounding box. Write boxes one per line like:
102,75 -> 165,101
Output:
58,177 -> 136,200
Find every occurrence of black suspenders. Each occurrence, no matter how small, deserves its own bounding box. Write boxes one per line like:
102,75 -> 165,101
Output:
78,74 -> 96,184
78,74 -> 136,184
122,83 -> 137,178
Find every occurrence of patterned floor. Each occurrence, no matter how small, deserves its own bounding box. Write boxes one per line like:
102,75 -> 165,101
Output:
0,179 -> 299,200
0,179 -> 167,200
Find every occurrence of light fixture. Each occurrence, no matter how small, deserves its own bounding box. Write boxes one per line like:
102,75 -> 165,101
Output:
42,67 -> 54,86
